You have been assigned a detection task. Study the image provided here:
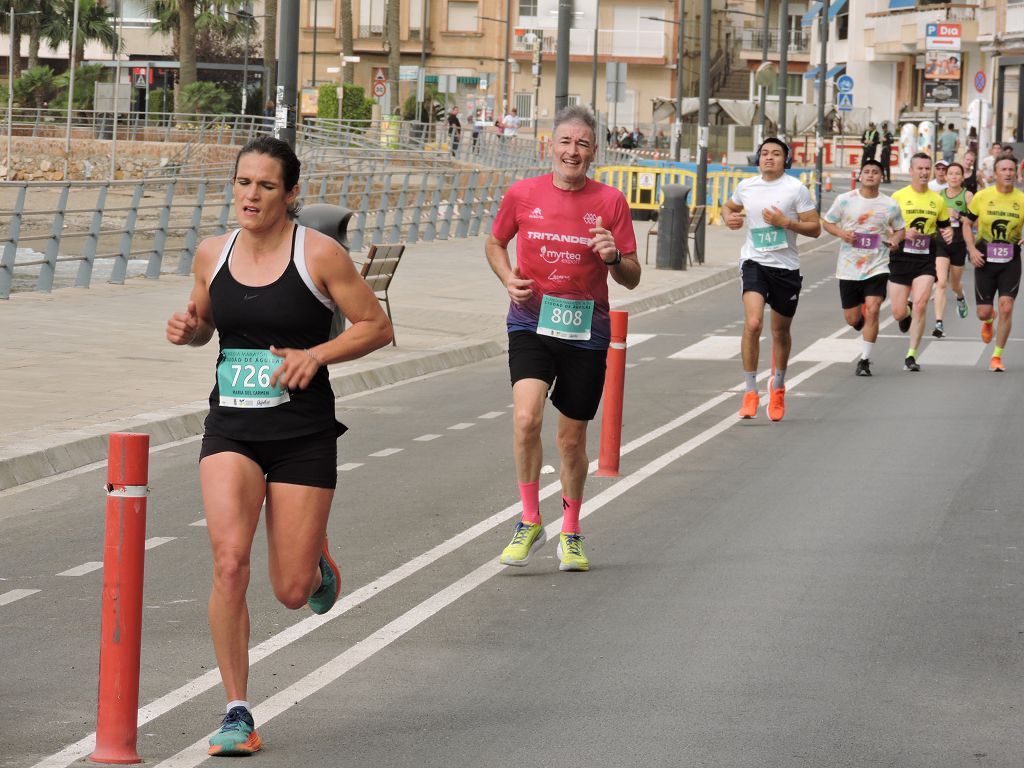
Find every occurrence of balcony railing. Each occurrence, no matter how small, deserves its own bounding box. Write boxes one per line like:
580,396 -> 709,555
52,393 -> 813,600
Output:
865,3 -> 976,45
358,24 -> 383,37
739,28 -> 810,54
511,27 -> 667,59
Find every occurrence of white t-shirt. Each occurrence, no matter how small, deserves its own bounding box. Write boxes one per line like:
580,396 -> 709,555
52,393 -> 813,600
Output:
731,173 -> 817,270
979,154 -> 996,184
928,179 -> 948,193
502,114 -> 520,137
823,189 -> 905,280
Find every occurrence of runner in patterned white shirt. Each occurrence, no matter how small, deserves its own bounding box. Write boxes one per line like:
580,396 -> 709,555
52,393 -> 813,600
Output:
722,137 -> 821,421
822,159 -> 906,377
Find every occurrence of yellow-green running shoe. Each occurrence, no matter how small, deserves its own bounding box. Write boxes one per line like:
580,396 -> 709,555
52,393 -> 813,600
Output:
208,706 -> 262,756
499,521 -> 546,566
556,532 -> 589,572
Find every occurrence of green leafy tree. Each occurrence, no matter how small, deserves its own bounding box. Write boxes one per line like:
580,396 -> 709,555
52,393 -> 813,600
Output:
179,80 -> 230,114
403,85 -> 444,122
40,0 -> 118,71
341,84 -> 373,121
14,64 -> 58,109
318,84 -> 338,119
55,62 -> 104,110
0,0 -> 41,81
148,87 -> 175,116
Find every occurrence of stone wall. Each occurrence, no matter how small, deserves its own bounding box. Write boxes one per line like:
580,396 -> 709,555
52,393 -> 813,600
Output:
0,136 -> 242,181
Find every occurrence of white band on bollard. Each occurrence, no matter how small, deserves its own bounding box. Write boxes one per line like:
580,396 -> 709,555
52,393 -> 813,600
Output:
105,484 -> 150,498
610,342 -> 626,350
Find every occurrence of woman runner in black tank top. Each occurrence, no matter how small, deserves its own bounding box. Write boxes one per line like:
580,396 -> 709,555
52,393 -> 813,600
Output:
165,137 -> 392,756
933,162 -> 973,338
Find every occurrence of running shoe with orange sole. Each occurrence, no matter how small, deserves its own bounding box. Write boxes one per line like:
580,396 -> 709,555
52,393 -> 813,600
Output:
738,390 -> 759,419
981,321 -> 994,344
307,538 -> 341,615
990,355 -> 1005,372
768,380 -> 786,422
208,706 -> 262,756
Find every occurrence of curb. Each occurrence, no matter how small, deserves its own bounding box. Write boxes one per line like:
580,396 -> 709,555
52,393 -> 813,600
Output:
0,268 -> 740,492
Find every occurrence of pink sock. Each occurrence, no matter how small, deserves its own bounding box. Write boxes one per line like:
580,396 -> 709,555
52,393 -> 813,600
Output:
561,496 -> 582,534
518,481 -> 541,525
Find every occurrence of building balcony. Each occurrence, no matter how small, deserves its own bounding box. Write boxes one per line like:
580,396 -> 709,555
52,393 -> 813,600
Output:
738,28 -> 811,56
511,27 -> 667,60
865,4 -> 977,53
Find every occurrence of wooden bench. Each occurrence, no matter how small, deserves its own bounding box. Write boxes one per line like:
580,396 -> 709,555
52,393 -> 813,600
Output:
644,205 -> 706,266
330,243 -> 406,345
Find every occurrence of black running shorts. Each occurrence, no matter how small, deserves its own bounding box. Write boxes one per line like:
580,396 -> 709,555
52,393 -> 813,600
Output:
741,260 -> 803,318
199,429 -> 339,489
838,274 -> 889,309
974,255 -> 1022,306
508,331 -> 607,422
888,254 -> 936,285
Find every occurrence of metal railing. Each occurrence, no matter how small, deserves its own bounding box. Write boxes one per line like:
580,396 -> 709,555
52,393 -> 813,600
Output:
0,162 -> 548,297
739,28 -> 811,54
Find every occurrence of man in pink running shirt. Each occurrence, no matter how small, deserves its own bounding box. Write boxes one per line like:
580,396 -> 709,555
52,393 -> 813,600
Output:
486,105 -> 641,573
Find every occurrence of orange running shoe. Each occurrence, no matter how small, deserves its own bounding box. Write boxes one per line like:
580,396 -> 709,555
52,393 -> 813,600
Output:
738,390 -> 759,419
768,380 -> 786,422
990,355 -> 1005,372
981,321 -> 994,343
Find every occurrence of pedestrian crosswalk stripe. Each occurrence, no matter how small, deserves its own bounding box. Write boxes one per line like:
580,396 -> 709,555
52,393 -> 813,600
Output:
918,341 -> 987,366
626,333 -> 656,347
669,335 -> 742,360
790,338 -> 863,364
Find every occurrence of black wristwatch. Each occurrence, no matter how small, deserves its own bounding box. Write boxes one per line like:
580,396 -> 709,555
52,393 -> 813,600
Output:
604,249 -> 622,266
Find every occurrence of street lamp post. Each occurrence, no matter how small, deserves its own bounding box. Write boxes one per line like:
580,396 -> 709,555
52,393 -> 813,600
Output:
311,0 -> 317,87
478,14 -> 510,117
229,10 -> 269,116
814,0 -> 829,212
641,12 -> 685,162
694,0 -> 711,264
63,0 -> 81,178
778,0 -> 789,142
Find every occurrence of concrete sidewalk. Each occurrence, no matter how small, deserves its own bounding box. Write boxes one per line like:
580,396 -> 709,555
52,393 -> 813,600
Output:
0,221 -> 745,491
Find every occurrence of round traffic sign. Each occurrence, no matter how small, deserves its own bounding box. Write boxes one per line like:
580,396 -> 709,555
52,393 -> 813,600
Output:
372,82 -> 386,98
974,70 -> 987,93
836,74 -> 854,94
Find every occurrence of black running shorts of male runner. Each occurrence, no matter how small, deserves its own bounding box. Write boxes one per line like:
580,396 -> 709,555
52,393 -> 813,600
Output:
839,273 -> 889,309
888,253 -> 937,285
741,260 -> 803,318
199,428 -> 339,489
974,252 -> 1022,306
508,330 -> 607,422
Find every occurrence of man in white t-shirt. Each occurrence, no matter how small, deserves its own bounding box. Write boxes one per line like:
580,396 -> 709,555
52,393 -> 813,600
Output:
927,160 -> 949,192
821,159 -> 906,377
502,107 -> 520,140
722,137 -> 821,421
978,142 -> 1001,186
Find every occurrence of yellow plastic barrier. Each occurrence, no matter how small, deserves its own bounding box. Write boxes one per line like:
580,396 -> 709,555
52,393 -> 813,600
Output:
594,165 -> 818,224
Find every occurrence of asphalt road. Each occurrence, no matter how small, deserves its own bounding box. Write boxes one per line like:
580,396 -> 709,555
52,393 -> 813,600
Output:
3,239 -> 1022,768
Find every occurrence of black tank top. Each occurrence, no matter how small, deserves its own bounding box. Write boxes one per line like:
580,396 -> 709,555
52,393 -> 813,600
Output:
204,225 -> 345,441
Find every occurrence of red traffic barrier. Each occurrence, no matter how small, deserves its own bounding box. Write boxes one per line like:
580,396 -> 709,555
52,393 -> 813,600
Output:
90,433 -> 150,765
850,169 -> 857,190
596,311 -> 629,477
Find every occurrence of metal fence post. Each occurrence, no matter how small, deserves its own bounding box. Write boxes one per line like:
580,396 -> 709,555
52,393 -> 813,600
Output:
455,170 -> 476,239
178,180 -> 208,275
216,180 -> 233,235
388,173 -> 410,243
111,182 -> 145,285
76,184 -> 108,288
406,180 -> 427,244
37,184 -> 70,292
423,174 -> 441,242
147,180 -> 176,279
351,178 -> 371,253
438,173 -> 459,240
0,184 -> 27,298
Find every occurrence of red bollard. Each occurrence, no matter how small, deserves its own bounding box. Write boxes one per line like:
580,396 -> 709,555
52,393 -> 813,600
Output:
851,169 -> 857,190
90,433 -> 150,765
596,311 -> 628,477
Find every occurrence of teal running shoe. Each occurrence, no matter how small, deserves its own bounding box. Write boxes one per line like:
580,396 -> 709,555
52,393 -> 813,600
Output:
208,706 -> 261,756
307,538 -> 341,615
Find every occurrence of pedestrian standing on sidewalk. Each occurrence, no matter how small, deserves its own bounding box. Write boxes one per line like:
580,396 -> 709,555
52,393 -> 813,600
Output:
486,104 -> 640,573
879,123 -> 895,183
861,122 -> 880,165
448,106 -> 462,156
165,136 -> 393,756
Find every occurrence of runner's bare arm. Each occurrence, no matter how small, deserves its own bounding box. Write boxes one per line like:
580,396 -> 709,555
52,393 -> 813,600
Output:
721,199 -> 745,230
588,216 -> 640,289
820,218 -> 855,244
485,233 -> 533,305
962,216 -> 984,268
271,231 -> 393,390
762,207 -> 821,238
166,235 -> 221,347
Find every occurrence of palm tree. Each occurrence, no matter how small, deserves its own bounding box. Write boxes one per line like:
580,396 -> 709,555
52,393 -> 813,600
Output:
0,0 -> 40,81
385,0 -> 399,110
40,0 -> 118,71
262,0 -> 277,102
339,0 -> 352,84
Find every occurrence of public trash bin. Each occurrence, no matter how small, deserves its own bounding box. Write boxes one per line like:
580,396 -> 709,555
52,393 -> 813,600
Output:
297,203 -> 354,337
656,184 -> 691,271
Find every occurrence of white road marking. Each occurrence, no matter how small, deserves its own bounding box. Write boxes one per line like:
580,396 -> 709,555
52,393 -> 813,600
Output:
918,340 -> 987,366
448,423 -> 474,430
0,589 -> 40,606
477,412 -> 504,419
189,519 -> 207,527
149,360 -> 834,768
412,434 -> 442,442
337,463 -> 364,471
57,562 -> 103,577
790,338 -> 864,364
669,335 -> 743,360
368,448 -> 403,458
626,333 -> 656,347
145,537 -> 177,550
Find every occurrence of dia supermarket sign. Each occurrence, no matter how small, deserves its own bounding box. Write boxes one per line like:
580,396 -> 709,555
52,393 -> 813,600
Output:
926,22 -> 961,50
